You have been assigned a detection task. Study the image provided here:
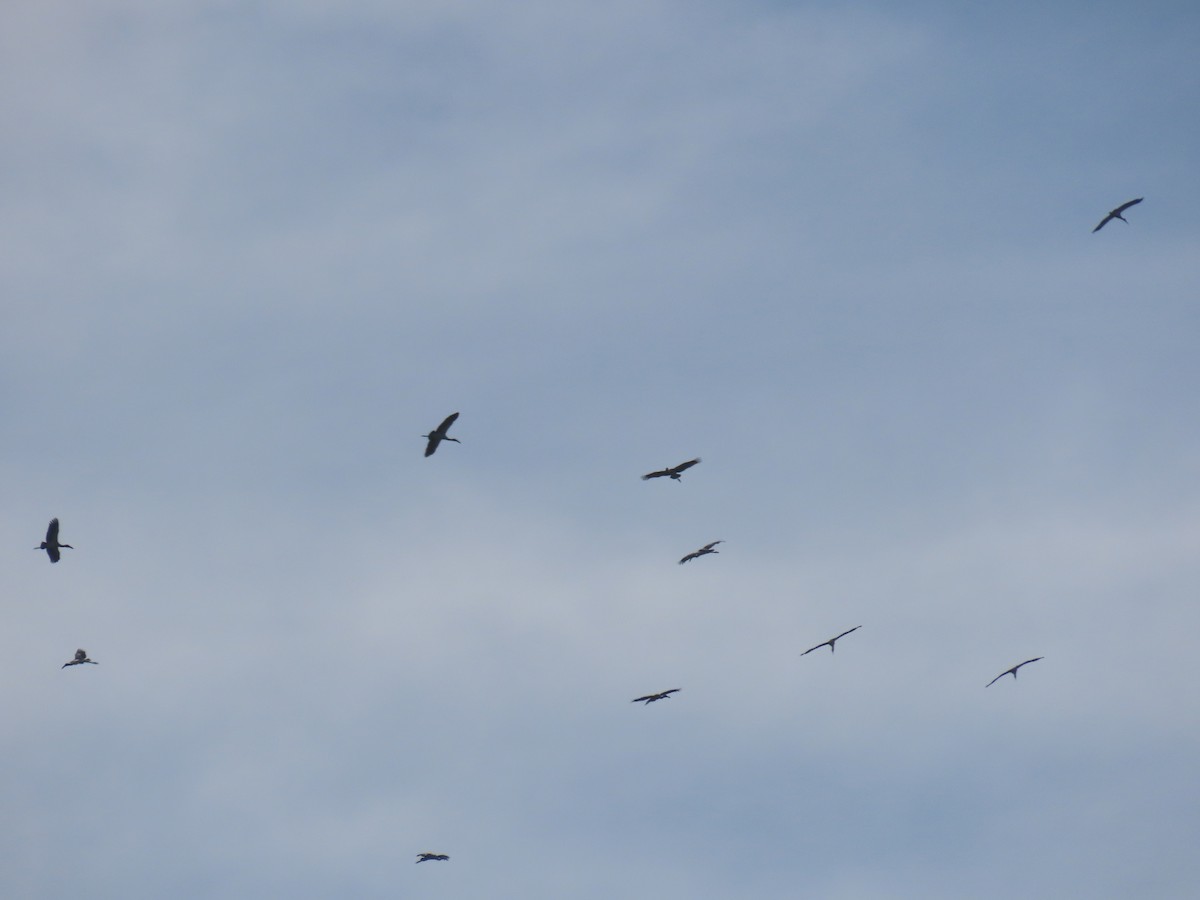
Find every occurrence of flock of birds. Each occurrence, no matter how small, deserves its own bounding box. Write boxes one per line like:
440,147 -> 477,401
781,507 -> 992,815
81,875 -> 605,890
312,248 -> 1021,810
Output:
421,412 -> 1052,696
38,198 -> 1141,866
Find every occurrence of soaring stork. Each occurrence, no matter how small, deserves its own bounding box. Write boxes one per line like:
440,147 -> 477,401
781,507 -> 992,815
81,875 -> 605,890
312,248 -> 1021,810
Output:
632,689 -> 680,704
986,657 -> 1043,687
62,649 -> 97,669
36,518 -> 73,564
679,541 -> 723,564
423,412 -> 460,457
642,458 -> 701,481
1092,197 -> 1143,232
416,852 -> 450,863
800,626 -> 862,656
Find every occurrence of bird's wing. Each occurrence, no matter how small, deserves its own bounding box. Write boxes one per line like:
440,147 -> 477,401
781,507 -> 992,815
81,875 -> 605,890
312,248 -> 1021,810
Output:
47,545 -> 61,563
1114,197 -> 1143,214
47,518 -> 60,541
985,672 -> 1004,687
438,412 -> 460,433
800,641 -> 828,656
679,553 -> 696,564
1018,657 -> 1043,669
1092,213 -> 1114,232
632,695 -> 654,703
424,436 -> 439,457
75,649 -> 87,660
702,541 -> 724,552
642,469 -> 666,480
661,689 -> 680,696
834,626 -> 862,641
672,458 -> 701,473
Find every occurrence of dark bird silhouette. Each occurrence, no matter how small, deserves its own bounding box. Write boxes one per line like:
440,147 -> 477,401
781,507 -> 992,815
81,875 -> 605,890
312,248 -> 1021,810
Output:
416,853 -> 450,863
632,689 -> 680,704
422,412 -> 460,457
986,657 -> 1043,687
800,626 -> 862,656
62,649 -> 97,669
36,518 -> 73,564
679,540 -> 723,564
642,458 -> 701,481
1092,197 -> 1143,232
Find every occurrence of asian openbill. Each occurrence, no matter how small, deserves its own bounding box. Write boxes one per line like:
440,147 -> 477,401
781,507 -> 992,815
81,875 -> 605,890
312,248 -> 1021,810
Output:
62,649 -> 97,669
416,853 -> 450,863
800,626 -> 862,656
679,541 -> 723,564
986,657 -> 1043,687
632,689 -> 680,704
642,458 -> 701,481
1092,198 -> 1143,232
36,518 -> 73,564
423,412 -> 460,457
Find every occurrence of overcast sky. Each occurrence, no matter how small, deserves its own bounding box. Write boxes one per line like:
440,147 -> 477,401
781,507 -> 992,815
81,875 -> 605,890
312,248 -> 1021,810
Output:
3,1 -> 1199,897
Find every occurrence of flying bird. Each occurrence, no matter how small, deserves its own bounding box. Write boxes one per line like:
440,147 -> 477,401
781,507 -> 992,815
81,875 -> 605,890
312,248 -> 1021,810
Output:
642,458 -> 701,481
422,412 -> 460,457
36,518 -> 73,564
416,853 -> 450,863
62,649 -> 97,669
800,626 -> 862,656
1092,197 -> 1143,232
986,657 -> 1043,687
679,540 -> 723,564
632,689 -> 680,704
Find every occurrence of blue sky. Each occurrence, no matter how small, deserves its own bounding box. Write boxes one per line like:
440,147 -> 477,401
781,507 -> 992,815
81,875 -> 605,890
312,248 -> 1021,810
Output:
3,2 -> 1199,897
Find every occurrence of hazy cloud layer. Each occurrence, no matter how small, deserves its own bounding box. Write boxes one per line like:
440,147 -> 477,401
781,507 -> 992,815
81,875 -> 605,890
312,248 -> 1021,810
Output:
3,2 -> 1199,898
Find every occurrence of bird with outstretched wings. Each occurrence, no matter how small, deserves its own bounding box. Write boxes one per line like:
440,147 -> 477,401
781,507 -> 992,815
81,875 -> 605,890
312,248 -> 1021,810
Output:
642,458 -> 701,481
423,412 -> 461,457
986,657 -> 1043,687
800,626 -> 862,656
36,518 -> 73,564
1092,197 -> 1143,233
632,689 -> 680,704
679,541 -> 723,564
62,649 -> 97,668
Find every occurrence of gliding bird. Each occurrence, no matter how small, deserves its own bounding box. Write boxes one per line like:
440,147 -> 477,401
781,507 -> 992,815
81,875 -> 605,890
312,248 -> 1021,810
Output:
986,657 -> 1043,687
642,458 -> 701,481
1092,197 -> 1143,232
62,649 -> 97,669
36,518 -> 73,564
679,541 -> 723,564
632,689 -> 680,704
800,626 -> 862,656
416,853 -> 450,863
423,412 -> 460,457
